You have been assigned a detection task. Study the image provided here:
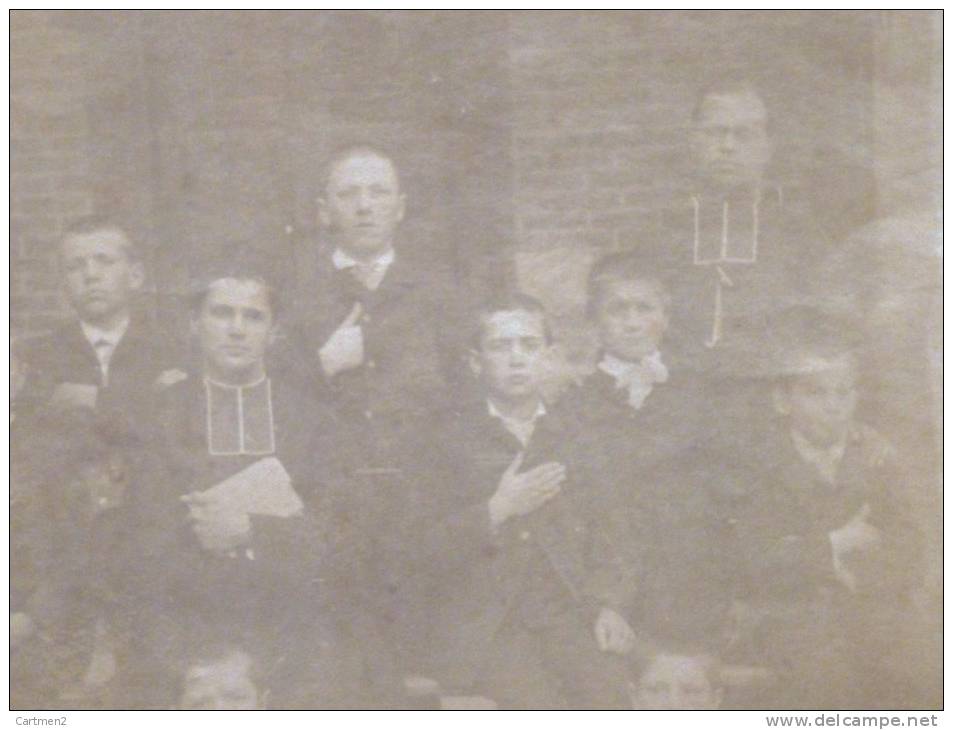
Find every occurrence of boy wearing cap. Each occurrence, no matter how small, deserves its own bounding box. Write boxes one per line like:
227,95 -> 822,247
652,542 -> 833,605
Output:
735,308 -> 922,708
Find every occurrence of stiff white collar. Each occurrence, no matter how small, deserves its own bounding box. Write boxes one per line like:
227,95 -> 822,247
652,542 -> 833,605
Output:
597,351 -> 669,410
487,398 -> 547,447
332,247 -> 395,272
791,429 -> 848,485
80,315 -> 130,349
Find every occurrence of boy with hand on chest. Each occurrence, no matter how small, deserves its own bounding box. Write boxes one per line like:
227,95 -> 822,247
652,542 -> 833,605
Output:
407,293 -> 629,709
734,308 -> 923,708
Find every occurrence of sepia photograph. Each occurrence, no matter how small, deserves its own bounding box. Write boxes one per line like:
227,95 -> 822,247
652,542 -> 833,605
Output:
8,9 -> 942,714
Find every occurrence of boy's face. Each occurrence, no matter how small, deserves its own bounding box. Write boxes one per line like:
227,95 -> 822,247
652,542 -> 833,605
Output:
777,355 -> 858,448
631,653 -> 722,710
692,90 -> 772,191
319,153 -> 406,260
179,650 -> 260,710
60,229 -> 143,325
470,309 -> 549,403
194,278 -> 275,385
596,279 -> 669,362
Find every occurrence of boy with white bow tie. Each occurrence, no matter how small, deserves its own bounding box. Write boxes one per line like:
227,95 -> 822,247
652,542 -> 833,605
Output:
554,252 -> 716,659
559,252 -> 706,466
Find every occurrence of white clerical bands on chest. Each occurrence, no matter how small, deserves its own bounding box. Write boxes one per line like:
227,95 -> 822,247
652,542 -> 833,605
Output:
691,194 -> 760,265
691,194 -> 764,348
204,376 -> 276,456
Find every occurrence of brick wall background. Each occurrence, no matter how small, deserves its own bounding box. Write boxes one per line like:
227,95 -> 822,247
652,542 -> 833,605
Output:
11,10 -> 940,339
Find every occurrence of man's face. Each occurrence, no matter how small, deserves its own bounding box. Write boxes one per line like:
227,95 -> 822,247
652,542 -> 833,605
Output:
194,278 -> 275,385
632,654 -> 722,710
179,650 -> 260,710
60,230 -> 144,325
691,90 -> 772,191
319,153 -> 406,259
777,355 -> 858,448
596,279 -> 669,362
471,310 -> 549,403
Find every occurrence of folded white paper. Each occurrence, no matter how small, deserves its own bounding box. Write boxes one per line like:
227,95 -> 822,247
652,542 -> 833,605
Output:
197,457 -> 303,518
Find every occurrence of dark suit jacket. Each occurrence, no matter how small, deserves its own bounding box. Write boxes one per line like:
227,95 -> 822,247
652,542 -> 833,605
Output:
134,373 -> 364,639
284,244 -> 461,465
409,397 -> 605,685
554,366 -> 736,644
736,423 -> 922,605
133,371 -> 404,708
22,314 -> 178,434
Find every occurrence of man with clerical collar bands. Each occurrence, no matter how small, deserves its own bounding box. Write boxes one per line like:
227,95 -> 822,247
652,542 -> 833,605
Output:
642,74 -> 833,378
407,293 -> 630,709
136,247 -> 390,708
21,215 -> 181,430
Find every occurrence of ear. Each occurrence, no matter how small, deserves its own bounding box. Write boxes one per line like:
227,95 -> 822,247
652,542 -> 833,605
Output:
317,197 -> 331,229
772,385 -> 791,416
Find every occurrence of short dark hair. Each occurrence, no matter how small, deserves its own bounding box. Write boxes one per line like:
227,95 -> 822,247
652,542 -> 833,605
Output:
691,72 -> 771,131
189,243 -> 282,319
60,215 -> 142,261
586,251 -> 671,319
321,143 -> 401,194
470,291 -> 552,350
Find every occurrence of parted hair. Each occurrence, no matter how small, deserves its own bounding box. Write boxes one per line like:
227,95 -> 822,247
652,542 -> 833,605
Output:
586,251 -> 672,319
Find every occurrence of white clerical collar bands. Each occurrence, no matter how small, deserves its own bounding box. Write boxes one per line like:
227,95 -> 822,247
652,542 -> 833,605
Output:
204,376 -> 276,456
691,194 -> 760,265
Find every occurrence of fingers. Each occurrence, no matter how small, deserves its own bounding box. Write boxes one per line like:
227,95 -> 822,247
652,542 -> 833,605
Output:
522,462 -> 566,486
504,451 -> 525,476
342,302 -> 364,328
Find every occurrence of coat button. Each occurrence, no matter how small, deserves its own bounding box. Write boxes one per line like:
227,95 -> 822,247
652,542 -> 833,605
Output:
367,360 -> 376,369
519,530 -> 531,541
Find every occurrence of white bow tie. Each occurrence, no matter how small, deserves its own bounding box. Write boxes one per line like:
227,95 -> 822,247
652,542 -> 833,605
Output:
598,352 -> 669,410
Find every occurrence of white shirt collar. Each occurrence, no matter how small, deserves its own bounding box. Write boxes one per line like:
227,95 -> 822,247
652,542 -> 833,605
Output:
487,398 -> 547,447
597,351 -> 668,383
791,429 -> 848,484
597,351 -> 668,410
80,315 -> 130,349
332,247 -> 395,272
